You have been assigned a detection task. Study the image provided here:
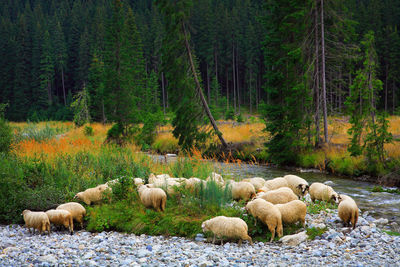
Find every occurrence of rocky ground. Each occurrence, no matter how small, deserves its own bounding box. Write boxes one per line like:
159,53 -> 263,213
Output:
1,210 -> 399,267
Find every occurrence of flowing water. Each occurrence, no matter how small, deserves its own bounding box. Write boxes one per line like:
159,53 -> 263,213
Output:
214,162 -> 400,228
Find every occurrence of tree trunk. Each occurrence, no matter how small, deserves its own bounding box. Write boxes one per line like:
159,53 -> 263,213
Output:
232,43 -> 236,114
207,63 -> 210,104
161,72 -> 166,115
226,68 -> 229,110
314,0 -> 321,147
321,0 -> 329,143
183,23 -> 228,148
236,47 -> 240,114
215,49 -> 218,108
61,67 -> 66,106
385,64 -> 388,112
249,71 -> 252,114
393,80 -> 396,114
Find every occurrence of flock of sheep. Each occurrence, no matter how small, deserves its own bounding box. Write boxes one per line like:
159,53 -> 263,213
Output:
21,173 -> 359,246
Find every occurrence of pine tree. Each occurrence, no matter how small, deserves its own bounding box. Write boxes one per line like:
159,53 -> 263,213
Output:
39,29 -> 54,108
87,52 -> 106,123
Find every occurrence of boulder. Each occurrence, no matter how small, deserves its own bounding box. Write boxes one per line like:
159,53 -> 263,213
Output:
280,231 -> 308,246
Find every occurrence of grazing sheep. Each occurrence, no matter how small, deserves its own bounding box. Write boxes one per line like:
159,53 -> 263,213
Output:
338,194 -> 359,229
56,202 -> 86,228
242,177 -> 266,191
230,181 -> 256,201
264,177 -> 289,191
206,172 -> 225,187
148,173 -> 157,184
201,216 -> 253,246
283,174 -> 309,198
22,210 -> 50,235
309,182 -> 339,203
73,184 -> 111,205
275,200 -> 307,226
153,179 -> 181,195
183,178 -> 206,192
257,187 -> 298,204
45,209 -> 74,235
138,185 -> 167,212
245,198 -> 283,242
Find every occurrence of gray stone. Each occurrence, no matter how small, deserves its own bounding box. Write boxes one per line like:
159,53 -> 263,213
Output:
374,218 -> 389,225
280,231 -> 308,246
38,255 -> 57,264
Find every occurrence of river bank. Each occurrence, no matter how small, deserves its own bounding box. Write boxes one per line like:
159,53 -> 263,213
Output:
1,209 -> 399,266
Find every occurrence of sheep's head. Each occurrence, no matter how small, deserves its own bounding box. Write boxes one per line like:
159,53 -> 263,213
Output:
21,209 -> 29,216
330,193 -> 339,203
73,192 -> 83,200
337,194 -> 344,203
297,184 -> 309,196
201,221 -> 209,232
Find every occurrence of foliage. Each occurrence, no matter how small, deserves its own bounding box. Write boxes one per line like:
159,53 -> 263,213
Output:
13,123 -> 59,143
225,108 -> 235,120
236,113 -> 244,123
0,104 -> 12,153
306,227 -> 328,240
370,186 -> 400,195
83,125 -> 94,136
70,87 -> 91,127
307,200 -> 338,214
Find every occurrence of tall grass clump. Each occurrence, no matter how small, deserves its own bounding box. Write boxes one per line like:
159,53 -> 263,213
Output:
197,181 -> 232,208
13,122 -> 64,142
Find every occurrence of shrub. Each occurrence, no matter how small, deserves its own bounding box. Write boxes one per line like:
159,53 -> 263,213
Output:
236,113 -> 244,123
84,125 -> 94,136
225,108 -> 235,120
0,118 -> 12,153
307,227 -> 328,240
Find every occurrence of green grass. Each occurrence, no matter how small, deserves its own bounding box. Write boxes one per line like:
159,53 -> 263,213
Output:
382,230 -> 400,236
307,200 -> 338,214
370,186 -> 400,195
306,227 -> 328,240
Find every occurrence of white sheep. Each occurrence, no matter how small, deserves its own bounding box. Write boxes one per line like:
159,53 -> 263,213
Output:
206,172 -> 225,187
275,200 -> 307,226
73,184 -> 111,205
338,194 -> 359,229
45,209 -> 74,235
241,177 -> 266,191
153,179 -> 181,196
264,177 -> 289,191
201,216 -> 253,246
230,181 -> 256,201
257,187 -> 298,204
138,185 -> 167,212
283,174 -> 309,198
56,202 -> 86,228
309,182 -> 339,203
245,198 -> 283,242
22,210 -> 50,235
183,178 -> 206,192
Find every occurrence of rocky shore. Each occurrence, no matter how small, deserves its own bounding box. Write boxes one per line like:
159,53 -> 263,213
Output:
1,209 -> 399,266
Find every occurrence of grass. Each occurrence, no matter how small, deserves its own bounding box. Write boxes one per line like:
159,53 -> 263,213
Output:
370,186 -> 400,195
382,230 -> 400,236
306,227 -> 328,240
307,200 -> 338,214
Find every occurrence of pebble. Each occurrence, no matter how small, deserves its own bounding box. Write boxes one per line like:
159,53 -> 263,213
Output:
1,211 -> 399,266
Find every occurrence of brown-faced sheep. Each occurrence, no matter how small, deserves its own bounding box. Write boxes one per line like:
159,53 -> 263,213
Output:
245,198 -> 283,242
257,187 -> 298,204
201,216 -> 253,246
309,182 -> 339,203
73,184 -> 111,205
242,177 -> 266,191
275,200 -> 307,226
45,209 -> 74,235
338,194 -> 359,229
22,210 -> 50,235
56,202 -> 86,228
138,185 -> 167,212
264,177 -> 289,191
230,181 -> 256,201
283,174 -> 309,198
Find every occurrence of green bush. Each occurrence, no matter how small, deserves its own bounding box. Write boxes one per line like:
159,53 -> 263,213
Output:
0,118 -> 12,153
225,108 -> 235,120
306,227 -> 328,240
236,113 -> 244,123
84,125 -> 94,136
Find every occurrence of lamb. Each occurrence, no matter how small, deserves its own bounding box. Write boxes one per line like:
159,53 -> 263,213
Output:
275,200 -> 307,226
309,182 -> 339,203
245,198 -> 283,242
206,172 -> 225,187
45,209 -> 74,235
56,202 -> 86,228
242,177 -> 266,191
230,181 -> 256,201
21,210 -> 50,235
138,185 -> 167,212
257,187 -> 298,204
264,177 -> 289,191
338,194 -> 359,229
283,174 -> 309,198
73,184 -> 111,205
201,216 -> 253,246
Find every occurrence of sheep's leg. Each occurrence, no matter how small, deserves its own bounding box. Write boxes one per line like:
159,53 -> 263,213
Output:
238,239 -> 242,247
220,239 -> 223,246
269,228 -> 275,242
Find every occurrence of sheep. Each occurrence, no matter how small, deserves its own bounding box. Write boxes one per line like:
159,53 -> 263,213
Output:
73,184 -> 111,205
230,181 -> 256,201
264,177 -> 289,191
45,209 -> 74,235
138,185 -> 167,212
201,216 -> 253,246
309,182 -> 339,203
133,178 -> 144,186
183,178 -> 206,192
56,202 -> 86,228
206,172 -> 225,187
153,179 -> 181,196
245,198 -> 283,242
283,174 -> 309,198
21,210 -> 50,235
257,187 -> 298,204
242,177 -> 266,191
338,194 -> 359,229
106,177 -> 144,187
275,200 -> 307,227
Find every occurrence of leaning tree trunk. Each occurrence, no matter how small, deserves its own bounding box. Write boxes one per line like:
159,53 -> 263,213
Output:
321,0 -> 329,143
182,23 -> 228,148
314,0 -> 321,147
